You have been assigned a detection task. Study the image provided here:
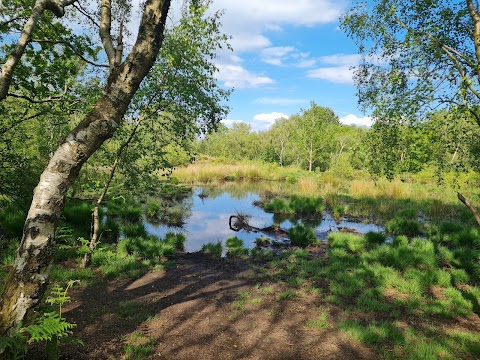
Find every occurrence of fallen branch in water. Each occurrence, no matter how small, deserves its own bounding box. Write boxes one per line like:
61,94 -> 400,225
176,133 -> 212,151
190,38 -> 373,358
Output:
229,215 -> 288,236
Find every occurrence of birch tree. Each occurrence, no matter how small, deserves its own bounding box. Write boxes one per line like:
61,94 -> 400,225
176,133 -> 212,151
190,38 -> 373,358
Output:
0,0 -> 171,335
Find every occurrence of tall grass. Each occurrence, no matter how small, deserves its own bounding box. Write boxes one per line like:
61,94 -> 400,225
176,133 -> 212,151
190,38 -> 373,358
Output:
173,161 -> 293,183
91,233 -> 182,278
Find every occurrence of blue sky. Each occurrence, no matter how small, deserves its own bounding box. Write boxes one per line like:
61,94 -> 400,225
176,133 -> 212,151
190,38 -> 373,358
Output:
84,0 -> 373,131
197,0 -> 373,131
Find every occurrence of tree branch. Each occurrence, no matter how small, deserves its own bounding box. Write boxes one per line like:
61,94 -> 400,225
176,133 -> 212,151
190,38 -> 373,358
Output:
0,110 -> 50,135
467,0 -> 480,83
458,192 -> 480,226
0,0 -> 76,101
395,16 -> 480,101
72,3 -> 100,29
115,19 -> 124,67
32,39 -> 109,68
7,91 -> 66,104
100,0 -> 116,69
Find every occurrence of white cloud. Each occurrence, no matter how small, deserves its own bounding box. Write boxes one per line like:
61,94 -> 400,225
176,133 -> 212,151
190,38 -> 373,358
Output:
209,0 -> 346,52
262,46 -> 296,58
254,112 -> 289,122
221,119 -> 245,128
216,64 -> 274,88
306,53 -> 364,84
260,46 -> 319,68
340,114 -> 373,127
250,112 -> 289,131
260,46 -> 296,66
320,54 -> 361,66
254,97 -> 307,106
307,66 -> 354,84
296,59 -> 317,68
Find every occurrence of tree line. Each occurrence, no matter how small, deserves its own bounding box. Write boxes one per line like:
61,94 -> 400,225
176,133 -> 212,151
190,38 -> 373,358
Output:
197,102 -> 480,181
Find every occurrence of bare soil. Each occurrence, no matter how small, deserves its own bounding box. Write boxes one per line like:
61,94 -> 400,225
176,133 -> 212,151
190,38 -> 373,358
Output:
53,252 -> 377,360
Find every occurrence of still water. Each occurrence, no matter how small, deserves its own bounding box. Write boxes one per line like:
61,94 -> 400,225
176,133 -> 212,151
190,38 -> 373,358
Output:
145,186 -> 384,253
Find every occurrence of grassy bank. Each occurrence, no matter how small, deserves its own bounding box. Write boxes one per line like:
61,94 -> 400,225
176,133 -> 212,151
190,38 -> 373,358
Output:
1,158 -> 480,359
172,159 -> 480,224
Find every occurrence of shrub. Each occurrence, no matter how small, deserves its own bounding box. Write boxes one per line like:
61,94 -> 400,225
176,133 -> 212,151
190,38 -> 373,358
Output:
364,232 -> 387,247
226,236 -> 249,258
385,217 -> 423,237
392,235 -> 408,247
121,222 -> 147,238
117,236 -> 175,259
164,232 -> 186,250
288,224 -> 318,247
201,241 -> 223,258
145,202 -> 161,218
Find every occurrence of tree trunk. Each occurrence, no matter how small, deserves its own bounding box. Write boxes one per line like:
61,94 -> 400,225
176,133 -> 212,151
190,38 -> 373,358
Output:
457,192 -> 480,226
0,0 -> 171,336
308,142 -> 313,172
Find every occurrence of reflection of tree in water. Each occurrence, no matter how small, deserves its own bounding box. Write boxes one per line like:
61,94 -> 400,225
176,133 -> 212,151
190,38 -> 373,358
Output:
147,193 -> 193,228
199,181 -> 296,201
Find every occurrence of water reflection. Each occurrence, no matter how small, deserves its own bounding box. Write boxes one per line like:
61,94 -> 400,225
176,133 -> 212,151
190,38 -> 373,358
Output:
145,186 -> 385,253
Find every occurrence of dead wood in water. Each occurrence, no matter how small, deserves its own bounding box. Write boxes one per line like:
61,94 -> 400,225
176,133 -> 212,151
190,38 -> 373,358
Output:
229,215 -> 289,236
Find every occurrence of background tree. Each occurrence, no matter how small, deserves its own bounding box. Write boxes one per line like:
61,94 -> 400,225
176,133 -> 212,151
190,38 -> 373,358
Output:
265,117 -> 296,167
291,102 -> 340,171
341,0 -> 480,124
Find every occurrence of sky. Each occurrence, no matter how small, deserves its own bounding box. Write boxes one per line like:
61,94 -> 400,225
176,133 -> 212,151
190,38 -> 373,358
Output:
90,0 -> 373,132
181,0 -> 374,131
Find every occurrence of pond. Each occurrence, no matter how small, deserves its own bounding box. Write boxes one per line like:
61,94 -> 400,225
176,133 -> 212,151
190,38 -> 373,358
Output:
145,185 -> 385,253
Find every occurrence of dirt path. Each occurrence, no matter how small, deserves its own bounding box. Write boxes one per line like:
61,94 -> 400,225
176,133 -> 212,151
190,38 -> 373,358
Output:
56,253 -> 376,360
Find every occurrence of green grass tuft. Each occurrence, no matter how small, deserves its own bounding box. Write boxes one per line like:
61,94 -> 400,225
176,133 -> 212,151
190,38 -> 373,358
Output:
201,242 -> 223,258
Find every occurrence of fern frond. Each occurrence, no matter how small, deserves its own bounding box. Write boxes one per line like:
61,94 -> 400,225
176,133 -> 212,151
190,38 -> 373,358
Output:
25,312 -> 76,344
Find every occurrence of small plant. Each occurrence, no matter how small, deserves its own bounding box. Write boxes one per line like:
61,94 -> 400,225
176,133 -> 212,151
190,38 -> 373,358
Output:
201,241 -> 223,258
306,312 -> 330,329
123,333 -> 155,360
263,195 -> 324,215
385,217 -> 423,237
122,207 -> 143,223
254,236 -> 270,247
145,202 -> 161,218
364,231 -> 387,247
164,232 -> 186,251
392,235 -> 408,247
277,289 -> 296,301
23,280 -> 81,360
121,222 -> 147,238
117,236 -> 175,260
226,236 -> 249,259
288,224 -> 318,247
